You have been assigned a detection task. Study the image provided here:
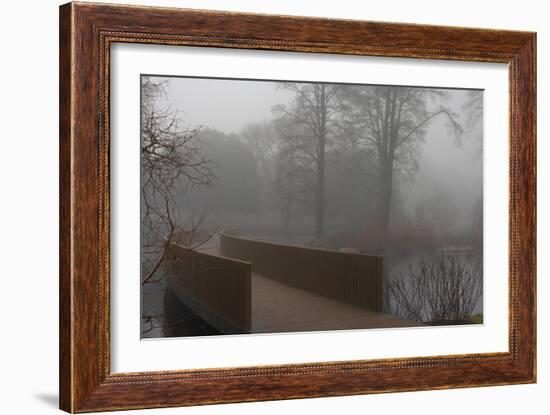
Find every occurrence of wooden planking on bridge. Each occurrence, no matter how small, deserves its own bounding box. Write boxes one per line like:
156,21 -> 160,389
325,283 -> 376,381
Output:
250,273 -> 418,334
179,242 -> 418,334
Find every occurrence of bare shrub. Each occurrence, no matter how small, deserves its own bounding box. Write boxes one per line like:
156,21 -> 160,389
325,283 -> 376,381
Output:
385,253 -> 482,324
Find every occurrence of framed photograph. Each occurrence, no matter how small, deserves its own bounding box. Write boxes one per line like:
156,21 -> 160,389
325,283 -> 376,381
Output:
59,2 -> 536,412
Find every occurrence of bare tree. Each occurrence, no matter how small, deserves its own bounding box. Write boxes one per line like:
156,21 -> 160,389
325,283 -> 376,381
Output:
463,90 -> 484,149
385,253 -> 482,324
273,83 -> 341,240
240,121 -> 278,183
272,128 -> 315,233
140,76 -> 215,334
462,90 -> 484,248
240,121 -> 279,225
338,86 -> 463,252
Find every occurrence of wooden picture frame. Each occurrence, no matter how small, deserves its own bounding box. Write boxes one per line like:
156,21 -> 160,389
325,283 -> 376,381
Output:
59,2 -> 536,412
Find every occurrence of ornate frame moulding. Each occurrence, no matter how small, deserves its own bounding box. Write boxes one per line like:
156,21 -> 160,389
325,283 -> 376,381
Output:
59,2 -> 536,412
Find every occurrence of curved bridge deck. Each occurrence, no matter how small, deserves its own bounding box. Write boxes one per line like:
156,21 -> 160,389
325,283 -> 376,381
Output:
250,272 -> 417,333
166,232 -> 418,335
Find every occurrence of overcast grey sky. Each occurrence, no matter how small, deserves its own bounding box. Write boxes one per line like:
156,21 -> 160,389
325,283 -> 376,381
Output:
148,75 -> 482,233
151,76 -> 293,133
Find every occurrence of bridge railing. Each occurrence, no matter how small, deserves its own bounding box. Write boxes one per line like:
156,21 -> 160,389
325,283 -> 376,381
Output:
166,241 -> 252,334
220,231 -> 383,312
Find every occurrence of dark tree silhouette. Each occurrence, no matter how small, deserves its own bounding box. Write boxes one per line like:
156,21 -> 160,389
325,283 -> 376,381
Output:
463,90 -> 484,158
240,121 -> 282,226
188,129 -> 261,217
273,83 -> 341,240
140,76 -> 215,335
240,121 -> 278,185
338,86 -> 463,252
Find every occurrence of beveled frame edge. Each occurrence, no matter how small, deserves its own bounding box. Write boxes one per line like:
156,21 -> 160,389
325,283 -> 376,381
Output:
59,2 -> 536,413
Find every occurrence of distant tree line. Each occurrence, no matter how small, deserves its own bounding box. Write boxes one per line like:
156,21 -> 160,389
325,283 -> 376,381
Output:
240,83 -> 476,252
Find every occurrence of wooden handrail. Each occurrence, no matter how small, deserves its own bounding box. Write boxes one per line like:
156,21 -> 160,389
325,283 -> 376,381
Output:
220,231 -> 384,311
166,242 -> 252,333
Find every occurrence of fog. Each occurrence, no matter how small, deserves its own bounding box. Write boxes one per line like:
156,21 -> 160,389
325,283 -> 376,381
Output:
151,75 -> 482,249
163,76 -> 294,132
140,75 -> 484,337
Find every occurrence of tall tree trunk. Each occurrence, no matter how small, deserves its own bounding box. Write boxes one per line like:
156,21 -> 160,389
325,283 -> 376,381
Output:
315,86 -> 327,240
374,88 -> 399,253
315,157 -> 325,239
376,159 -> 394,252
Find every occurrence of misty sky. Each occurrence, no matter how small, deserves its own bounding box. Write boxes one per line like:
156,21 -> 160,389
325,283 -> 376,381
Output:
149,75 -> 482,234
152,76 -> 293,133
